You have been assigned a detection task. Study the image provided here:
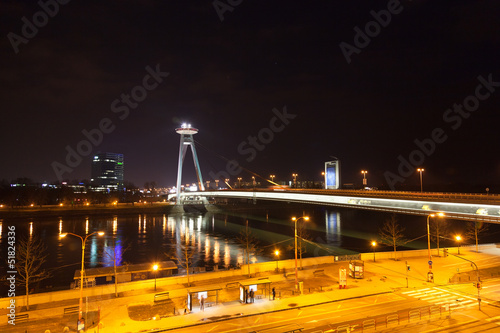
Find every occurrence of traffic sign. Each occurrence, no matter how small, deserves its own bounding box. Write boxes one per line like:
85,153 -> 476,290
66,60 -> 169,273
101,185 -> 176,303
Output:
428,260 -> 433,265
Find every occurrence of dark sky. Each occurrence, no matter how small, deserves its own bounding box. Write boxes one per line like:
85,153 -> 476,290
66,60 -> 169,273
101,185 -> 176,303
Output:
1,0 -> 499,190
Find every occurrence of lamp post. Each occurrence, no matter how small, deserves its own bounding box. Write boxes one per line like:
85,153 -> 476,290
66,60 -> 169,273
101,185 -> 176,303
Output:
455,235 -> 462,254
274,250 -> 280,272
153,264 -> 159,291
59,231 -> 105,322
238,177 -> 242,188
417,168 -> 424,192
292,173 -> 298,188
426,212 -> 444,275
371,241 -> 377,262
291,216 -> 309,290
361,170 -> 368,187
270,175 -> 275,182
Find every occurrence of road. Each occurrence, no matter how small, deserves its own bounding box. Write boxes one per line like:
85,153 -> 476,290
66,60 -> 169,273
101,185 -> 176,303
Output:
149,281 -> 500,333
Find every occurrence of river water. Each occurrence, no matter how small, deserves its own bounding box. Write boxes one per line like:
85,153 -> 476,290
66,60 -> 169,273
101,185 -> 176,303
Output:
1,202 -> 497,295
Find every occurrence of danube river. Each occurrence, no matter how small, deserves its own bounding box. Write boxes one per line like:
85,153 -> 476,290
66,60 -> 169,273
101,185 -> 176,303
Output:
0,202 -> 496,295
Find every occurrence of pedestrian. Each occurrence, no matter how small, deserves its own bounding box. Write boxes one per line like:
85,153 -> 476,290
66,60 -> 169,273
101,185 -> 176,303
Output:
245,289 -> 248,303
200,296 -> 205,311
249,288 -> 254,303
272,287 -> 276,300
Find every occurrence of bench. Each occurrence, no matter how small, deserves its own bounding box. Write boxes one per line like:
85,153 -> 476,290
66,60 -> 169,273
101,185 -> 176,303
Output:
63,306 -> 79,315
285,272 -> 295,278
6,313 -> 28,323
154,292 -> 170,303
313,269 -> 325,276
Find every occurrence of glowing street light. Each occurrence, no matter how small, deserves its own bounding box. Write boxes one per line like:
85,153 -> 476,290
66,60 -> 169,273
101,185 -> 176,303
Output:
292,173 -> 298,188
59,231 -> 105,322
361,170 -> 368,186
270,175 -> 275,182
274,250 -> 280,271
371,241 -> 377,262
237,177 -> 242,188
417,168 -> 425,192
455,235 -> 462,254
291,216 -> 309,290
153,264 -> 159,291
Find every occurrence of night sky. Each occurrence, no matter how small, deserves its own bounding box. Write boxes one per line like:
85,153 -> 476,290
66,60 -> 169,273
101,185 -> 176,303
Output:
1,1 -> 499,191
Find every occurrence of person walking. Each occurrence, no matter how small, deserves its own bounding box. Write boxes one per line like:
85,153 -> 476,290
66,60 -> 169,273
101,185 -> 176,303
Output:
272,287 -> 276,300
200,296 -> 205,311
249,289 -> 255,303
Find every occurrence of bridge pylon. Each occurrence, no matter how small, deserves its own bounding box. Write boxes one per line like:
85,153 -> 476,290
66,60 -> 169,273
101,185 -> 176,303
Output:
175,123 -> 204,203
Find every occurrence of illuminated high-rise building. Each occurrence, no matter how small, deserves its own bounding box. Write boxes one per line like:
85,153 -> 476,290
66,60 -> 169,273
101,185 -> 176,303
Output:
91,152 -> 124,191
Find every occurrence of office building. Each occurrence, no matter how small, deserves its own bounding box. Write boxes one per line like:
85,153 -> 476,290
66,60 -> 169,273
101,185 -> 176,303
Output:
91,152 -> 124,191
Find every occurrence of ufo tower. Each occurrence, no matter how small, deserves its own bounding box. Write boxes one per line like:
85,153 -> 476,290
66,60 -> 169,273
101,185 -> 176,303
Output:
175,123 -> 205,200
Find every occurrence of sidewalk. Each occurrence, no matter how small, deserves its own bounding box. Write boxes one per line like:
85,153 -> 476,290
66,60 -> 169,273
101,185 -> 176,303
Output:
3,247 -> 500,332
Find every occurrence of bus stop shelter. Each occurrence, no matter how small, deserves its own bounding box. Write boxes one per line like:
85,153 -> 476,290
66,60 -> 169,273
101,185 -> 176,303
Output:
186,284 -> 224,311
239,278 -> 272,303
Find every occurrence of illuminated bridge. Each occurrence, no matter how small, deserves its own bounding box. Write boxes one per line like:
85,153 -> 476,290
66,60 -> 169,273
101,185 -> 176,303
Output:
180,189 -> 500,223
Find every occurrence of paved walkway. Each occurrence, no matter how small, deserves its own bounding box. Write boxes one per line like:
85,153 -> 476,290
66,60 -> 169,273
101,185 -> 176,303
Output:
3,247 -> 500,332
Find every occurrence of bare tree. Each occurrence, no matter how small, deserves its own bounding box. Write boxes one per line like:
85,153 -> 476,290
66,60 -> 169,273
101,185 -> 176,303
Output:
16,236 -> 50,310
166,243 -> 196,287
465,221 -> 490,253
236,221 -> 261,277
430,218 -> 449,256
102,238 -> 131,297
378,215 -> 407,260
296,219 -> 310,270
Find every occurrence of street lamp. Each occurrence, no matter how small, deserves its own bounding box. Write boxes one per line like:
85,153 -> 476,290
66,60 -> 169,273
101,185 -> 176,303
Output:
238,177 -> 242,188
59,231 -> 105,322
371,241 -> 377,262
361,170 -> 368,187
270,175 -> 275,182
455,235 -> 462,254
417,168 -> 424,192
274,250 -> 280,272
427,213 -> 444,276
291,216 -> 309,290
292,173 -> 298,188
153,264 -> 159,291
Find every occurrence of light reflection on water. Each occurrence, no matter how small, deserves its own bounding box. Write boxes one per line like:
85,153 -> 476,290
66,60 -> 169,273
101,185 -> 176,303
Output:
2,206 -> 479,291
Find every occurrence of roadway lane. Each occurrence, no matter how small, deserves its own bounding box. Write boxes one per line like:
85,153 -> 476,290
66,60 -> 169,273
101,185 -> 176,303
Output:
153,292 -> 436,333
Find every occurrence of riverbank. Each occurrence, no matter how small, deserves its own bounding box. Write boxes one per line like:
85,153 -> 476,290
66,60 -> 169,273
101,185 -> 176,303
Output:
0,202 -> 174,219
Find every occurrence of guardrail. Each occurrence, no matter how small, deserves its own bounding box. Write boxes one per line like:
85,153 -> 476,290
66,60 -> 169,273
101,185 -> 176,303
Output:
309,304 -> 451,332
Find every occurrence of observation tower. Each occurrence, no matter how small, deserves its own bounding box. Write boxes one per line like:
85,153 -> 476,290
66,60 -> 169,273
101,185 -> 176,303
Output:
175,123 -> 205,200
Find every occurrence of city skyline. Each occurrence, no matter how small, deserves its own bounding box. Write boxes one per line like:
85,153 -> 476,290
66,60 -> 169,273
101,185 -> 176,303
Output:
1,1 -> 499,190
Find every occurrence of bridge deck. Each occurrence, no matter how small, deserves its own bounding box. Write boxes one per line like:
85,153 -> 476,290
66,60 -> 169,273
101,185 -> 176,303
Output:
183,189 -> 500,223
